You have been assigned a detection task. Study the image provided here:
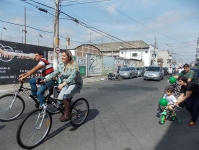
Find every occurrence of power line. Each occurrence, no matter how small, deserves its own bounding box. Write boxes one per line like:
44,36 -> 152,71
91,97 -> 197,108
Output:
104,1 -> 183,42
22,0 -> 146,49
61,0 -> 110,6
0,19 -> 54,33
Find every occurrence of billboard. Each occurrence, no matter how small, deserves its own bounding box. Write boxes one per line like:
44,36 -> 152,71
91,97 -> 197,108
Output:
0,40 -> 52,85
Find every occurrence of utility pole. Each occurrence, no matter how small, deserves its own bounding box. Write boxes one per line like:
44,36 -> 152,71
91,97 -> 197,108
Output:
24,7 -> 26,44
53,0 -> 60,69
153,38 -> 156,65
102,36 -> 103,55
90,32 -> 91,44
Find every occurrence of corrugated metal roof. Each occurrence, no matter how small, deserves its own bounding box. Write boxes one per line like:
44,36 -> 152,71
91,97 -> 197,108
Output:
94,40 -> 149,52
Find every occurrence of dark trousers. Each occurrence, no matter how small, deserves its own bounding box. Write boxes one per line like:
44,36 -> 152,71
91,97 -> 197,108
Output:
185,96 -> 199,122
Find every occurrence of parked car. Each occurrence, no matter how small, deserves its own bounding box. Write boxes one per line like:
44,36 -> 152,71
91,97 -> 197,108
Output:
143,65 -> 164,81
119,67 -> 138,79
190,67 -> 199,83
135,67 -> 145,77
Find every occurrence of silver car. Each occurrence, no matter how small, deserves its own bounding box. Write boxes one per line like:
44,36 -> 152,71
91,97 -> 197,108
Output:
136,67 -> 145,77
119,67 -> 138,79
143,66 -> 164,81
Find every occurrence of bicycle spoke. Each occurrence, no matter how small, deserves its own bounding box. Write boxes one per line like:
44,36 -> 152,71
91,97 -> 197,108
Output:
0,94 -> 25,121
17,109 -> 52,149
70,98 -> 89,127
0,107 -> 9,116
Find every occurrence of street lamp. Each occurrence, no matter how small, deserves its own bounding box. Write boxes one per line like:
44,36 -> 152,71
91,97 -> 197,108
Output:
1,26 -> 8,40
38,34 -> 43,46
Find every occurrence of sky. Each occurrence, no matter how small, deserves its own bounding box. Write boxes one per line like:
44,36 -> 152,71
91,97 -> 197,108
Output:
0,0 -> 199,63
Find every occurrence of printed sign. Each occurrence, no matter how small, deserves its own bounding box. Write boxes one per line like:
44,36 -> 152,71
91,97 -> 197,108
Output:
55,47 -> 60,54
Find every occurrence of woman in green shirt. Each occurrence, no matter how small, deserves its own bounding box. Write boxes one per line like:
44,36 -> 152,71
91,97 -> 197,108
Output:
44,50 -> 83,122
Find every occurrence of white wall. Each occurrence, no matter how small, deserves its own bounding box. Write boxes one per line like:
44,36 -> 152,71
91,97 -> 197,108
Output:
142,45 -> 157,66
119,49 -> 142,60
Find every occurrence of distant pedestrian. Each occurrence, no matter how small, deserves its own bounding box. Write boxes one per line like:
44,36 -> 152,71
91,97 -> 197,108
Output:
178,67 -> 183,74
168,66 -> 173,77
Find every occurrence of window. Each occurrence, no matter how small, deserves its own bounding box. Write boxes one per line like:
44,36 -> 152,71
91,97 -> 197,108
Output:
132,53 -> 137,57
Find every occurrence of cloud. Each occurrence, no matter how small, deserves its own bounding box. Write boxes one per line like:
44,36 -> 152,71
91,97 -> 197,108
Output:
147,11 -> 186,29
106,5 -> 117,14
11,16 -> 31,25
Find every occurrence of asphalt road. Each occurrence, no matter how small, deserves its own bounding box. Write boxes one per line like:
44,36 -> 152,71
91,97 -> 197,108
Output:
0,76 -> 199,150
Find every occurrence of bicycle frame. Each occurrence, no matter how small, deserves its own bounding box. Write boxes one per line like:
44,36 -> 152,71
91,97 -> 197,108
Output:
14,82 -> 39,105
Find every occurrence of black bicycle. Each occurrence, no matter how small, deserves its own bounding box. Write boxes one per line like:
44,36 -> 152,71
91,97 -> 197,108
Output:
16,86 -> 89,149
0,81 -> 59,122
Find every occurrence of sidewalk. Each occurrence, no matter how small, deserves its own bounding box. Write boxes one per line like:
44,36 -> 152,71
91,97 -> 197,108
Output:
0,75 -> 107,95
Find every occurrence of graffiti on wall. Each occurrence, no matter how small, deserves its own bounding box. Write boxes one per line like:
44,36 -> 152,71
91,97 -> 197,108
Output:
102,56 -> 114,75
87,54 -> 102,76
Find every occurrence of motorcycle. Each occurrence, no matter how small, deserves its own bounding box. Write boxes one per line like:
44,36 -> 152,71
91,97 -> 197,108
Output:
108,71 -> 123,81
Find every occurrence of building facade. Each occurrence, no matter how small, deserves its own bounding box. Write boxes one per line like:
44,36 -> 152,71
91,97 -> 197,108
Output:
157,50 -> 174,67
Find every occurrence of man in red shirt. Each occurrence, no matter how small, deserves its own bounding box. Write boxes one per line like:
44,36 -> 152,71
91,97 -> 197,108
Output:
19,52 -> 54,107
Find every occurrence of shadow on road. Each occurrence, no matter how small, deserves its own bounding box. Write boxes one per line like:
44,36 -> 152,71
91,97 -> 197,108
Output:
70,108 -> 99,131
154,107 -> 199,150
99,84 -> 158,92
0,125 -> 5,130
44,109 -> 99,142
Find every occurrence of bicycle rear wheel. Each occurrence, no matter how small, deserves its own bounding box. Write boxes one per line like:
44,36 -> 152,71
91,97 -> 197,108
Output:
16,109 -> 52,149
70,98 -> 89,127
0,94 -> 25,122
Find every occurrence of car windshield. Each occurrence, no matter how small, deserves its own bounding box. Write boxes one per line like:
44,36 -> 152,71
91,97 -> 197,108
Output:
191,68 -> 199,75
136,68 -> 141,70
120,67 -> 131,71
147,67 -> 160,71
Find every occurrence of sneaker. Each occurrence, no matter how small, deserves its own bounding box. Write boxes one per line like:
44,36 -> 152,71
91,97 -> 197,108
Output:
189,120 -> 195,127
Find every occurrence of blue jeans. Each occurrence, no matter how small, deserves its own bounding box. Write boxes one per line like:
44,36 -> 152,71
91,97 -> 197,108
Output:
185,96 -> 199,122
57,84 -> 82,100
29,78 -> 55,106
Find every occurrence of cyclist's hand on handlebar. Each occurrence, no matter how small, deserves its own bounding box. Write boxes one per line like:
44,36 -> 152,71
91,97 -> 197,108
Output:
58,83 -> 65,90
19,76 -> 25,81
19,74 -> 23,78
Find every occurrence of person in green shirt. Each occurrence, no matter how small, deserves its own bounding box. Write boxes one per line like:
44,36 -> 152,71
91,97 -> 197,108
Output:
44,50 -> 83,122
174,63 -> 197,83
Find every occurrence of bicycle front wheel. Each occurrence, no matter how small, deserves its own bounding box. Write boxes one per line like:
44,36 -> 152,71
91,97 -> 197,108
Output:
159,114 -> 166,125
0,94 -> 25,122
16,109 -> 52,149
70,98 -> 89,127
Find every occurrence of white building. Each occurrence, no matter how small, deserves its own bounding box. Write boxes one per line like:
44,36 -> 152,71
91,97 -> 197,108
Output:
119,44 -> 158,67
157,50 -> 173,67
